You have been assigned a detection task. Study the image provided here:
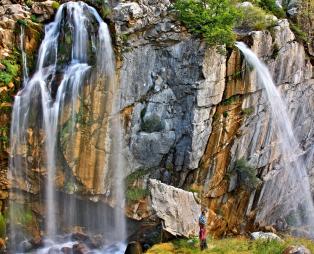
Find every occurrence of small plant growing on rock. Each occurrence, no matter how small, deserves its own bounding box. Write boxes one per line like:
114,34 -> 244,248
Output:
141,114 -> 164,133
234,158 -> 261,190
0,58 -> 19,86
242,107 -> 254,116
126,188 -> 149,203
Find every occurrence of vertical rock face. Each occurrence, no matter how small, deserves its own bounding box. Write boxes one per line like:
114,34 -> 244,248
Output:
112,0 -> 314,237
0,0 -> 313,241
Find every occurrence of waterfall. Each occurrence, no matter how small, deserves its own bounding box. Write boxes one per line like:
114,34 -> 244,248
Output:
236,42 -> 314,236
20,25 -> 29,86
9,1 -> 126,252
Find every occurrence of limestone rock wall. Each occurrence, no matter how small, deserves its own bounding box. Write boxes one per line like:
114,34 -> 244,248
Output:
0,0 -> 313,241
112,0 -> 314,236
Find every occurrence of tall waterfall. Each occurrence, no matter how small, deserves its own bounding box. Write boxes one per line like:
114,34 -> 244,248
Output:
9,1 -> 126,252
236,42 -> 314,236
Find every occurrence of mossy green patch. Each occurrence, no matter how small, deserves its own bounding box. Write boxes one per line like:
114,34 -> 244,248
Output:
52,1 -> 60,10
234,158 -> 261,190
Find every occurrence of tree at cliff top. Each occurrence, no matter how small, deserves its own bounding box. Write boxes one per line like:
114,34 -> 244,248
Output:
173,0 -> 241,47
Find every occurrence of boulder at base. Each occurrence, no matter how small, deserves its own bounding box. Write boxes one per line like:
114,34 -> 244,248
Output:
250,232 -> 282,241
149,179 -> 201,237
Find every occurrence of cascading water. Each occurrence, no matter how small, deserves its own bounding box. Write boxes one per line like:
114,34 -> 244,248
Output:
19,25 -> 29,86
236,42 -> 314,236
9,1 -> 126,252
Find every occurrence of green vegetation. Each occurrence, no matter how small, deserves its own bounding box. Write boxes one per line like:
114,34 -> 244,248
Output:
147,236 -> 314,254
141,114 -> 164,133
52,1 -> 60,10
236,5 -> 276,30
125,168 -> 153,203
0,213 -> 6,238
17,19 -> 28,27
25,0 -> 33,7
257,0 -> 285,18
126,187 -> 149,202
31,14 -> 39,23
101,5 -> 111,18
223,111 -> 229,118
242,107 -> 254,116
289,22 -> 309,43
65,181 -> 78,194
234,158 -> 261,190
126,168 -> 152,186
0,58 -> 19,86
239,0 -> 285,18
10,203 -> 34,227
221,95 -> 239,106
173,0 -> 241,47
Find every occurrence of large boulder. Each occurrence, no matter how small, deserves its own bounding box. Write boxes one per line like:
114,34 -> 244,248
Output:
149,179 -> 201,237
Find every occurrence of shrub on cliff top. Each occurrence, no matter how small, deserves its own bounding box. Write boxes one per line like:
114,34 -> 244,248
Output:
236,5 -> 277,30
173,0 -> 241,47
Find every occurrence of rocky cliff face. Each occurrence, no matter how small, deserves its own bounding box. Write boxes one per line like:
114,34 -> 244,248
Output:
0,0 -> 313,243
112,0 -> 314,237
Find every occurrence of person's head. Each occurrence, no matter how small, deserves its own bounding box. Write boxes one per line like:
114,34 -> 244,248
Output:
201,208 -> 207,216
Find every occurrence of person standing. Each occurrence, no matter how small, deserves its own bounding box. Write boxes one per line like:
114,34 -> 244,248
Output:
199,209 -> 208,250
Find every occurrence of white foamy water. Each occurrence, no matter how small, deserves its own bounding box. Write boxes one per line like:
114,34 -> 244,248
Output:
9,1 -> 126,252
236,42 -> 314,236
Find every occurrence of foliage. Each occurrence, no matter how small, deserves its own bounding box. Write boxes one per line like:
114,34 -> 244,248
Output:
289,22 -> 309,43
64,181 -> 78,194
0,58 -> 19,86
126,187 -> 149,202
0,213 -> 5,238
258,0 -> 286,18
253,239 -> 285,254
31,15 -> 39,23
52,1 -> 60,10
17,19 -> 27,26
241,107 -> 254,116
234,158 -> 261,190
173,0 -> 241,47
141,114 -> 164,133
126,168 -> 152,187
223,111 -> 228,118
221,95 -> 239,105
101,5 -> 111,18
25,0 -> 33,7
239,0 -> 285,18
10,203 -> 34,226
236,5 -> 276,30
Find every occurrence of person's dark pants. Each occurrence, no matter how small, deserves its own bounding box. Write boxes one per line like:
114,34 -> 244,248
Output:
200,239 -> 208,250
